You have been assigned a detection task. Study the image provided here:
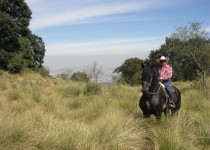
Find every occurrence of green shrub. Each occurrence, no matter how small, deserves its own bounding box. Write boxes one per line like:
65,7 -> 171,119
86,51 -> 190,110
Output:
36,67 -> 49,77
84,83 -> 102,95
7,60 -> 23,74
70,71 -> 90,82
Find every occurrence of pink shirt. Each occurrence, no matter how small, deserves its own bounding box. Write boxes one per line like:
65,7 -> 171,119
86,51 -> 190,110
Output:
158,64 -> 172,80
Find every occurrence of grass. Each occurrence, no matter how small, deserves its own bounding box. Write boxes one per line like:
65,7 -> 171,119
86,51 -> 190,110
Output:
0,71 -> 210,149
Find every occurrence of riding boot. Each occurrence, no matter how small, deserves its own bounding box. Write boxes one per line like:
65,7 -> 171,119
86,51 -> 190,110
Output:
169,93 -> 175,108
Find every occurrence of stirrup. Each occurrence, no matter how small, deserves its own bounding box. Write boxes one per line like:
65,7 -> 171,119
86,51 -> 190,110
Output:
169,101 -> 175,108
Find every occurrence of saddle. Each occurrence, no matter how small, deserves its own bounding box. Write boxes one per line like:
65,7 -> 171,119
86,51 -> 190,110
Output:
159,82 -> 176,109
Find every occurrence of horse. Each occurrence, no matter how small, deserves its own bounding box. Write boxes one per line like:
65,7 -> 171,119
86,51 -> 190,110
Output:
139,62 -> 181,120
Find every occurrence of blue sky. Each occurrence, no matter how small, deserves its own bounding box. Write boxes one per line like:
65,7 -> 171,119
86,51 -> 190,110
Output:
25,0 -> 210,76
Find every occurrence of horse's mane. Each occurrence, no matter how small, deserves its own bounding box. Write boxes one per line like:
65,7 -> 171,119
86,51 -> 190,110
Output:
149,61 -> 159,78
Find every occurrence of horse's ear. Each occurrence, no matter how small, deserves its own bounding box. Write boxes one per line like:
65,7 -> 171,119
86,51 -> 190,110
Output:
151,61 -> 159,70
151,61 -> 155,68
141,63 -> 145,69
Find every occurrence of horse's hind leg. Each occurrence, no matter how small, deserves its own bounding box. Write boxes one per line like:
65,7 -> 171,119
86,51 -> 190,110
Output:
163,106 -> 169,117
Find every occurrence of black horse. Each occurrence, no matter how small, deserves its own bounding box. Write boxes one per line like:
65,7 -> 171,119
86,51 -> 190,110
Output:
139,62 -> 181,120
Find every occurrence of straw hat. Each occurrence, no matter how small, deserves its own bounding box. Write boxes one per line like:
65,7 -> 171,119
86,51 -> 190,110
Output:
156,56 -> 169,63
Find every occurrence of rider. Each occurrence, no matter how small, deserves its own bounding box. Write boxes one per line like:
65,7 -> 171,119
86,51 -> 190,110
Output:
156,56 -> 175,108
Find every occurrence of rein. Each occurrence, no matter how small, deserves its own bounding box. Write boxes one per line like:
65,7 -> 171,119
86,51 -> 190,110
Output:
143,81 -> 161,95
147,85 -> 161,95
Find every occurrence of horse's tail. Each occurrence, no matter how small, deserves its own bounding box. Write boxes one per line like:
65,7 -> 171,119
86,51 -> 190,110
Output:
172,86 -> 181,110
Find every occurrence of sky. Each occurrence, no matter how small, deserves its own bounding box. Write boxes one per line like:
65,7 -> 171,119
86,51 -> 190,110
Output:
25,0 -> 210,79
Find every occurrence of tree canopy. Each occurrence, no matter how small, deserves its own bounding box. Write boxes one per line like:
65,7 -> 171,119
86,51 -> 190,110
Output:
0,0 -> 46,73
147,21 -> 210,86
113,58 -> 144,85
114,21 -> 210,86
70,71 -> 90,83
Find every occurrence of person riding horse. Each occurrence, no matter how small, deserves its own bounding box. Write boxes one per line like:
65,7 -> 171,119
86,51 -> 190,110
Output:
156,56 -> 175,108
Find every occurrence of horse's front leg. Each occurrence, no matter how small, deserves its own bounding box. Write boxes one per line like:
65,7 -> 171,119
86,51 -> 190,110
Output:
143,112 -> 151,118
155,110 -> 162,120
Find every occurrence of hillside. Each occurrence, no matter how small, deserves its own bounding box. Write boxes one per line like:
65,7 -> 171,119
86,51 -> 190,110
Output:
0,71 -> 210,150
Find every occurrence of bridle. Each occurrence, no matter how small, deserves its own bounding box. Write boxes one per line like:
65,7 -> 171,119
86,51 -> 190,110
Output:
142,78 -> 161,95
141,65 -> 161,95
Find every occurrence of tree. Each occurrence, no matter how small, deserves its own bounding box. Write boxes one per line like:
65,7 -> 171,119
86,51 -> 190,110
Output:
113,58 -> 144,85
0,0 -> 46,72
29,34 -> 46,68
19,37 -> 33,68
86,61 -> 103,83
70,71 -> 90,82
147,21 -> 210,84
7,53 -> 23,73
0,0 -> 32,36
170,22 -> 210,87
170,21 -> 209,41
183,38 -> 210,87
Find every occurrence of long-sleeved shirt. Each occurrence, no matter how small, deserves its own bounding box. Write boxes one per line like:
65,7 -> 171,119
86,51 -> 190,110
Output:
158,64 -> 172,80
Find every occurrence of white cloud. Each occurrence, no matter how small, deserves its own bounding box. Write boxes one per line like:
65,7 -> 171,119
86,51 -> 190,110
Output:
46,36 -> 164,56
25,0 -> 187,30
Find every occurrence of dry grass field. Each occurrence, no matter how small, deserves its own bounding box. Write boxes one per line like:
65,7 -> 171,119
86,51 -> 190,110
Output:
0,70 -> 209,150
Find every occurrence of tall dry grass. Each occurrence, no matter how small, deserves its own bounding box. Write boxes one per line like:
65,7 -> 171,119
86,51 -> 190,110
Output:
0,71 -> 209,149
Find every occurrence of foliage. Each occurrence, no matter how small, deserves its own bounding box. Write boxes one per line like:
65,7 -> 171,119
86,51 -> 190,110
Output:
29,34 -> 46,68
84,83 -> 102,95
19,37 -> 33,68
112,74 -> 127,85
0,0 -> 45,73
113,57 -> 144,85
147,21 -> 210,85
70,71 -> 90,82
33,67 -> 49,77
183,38 -> 210,87
170,21 -> 209,41
7,54 -> 23,73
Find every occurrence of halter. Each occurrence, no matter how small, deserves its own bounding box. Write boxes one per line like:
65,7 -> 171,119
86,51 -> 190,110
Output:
145,84 -> 161,95
142,79 -> 161,95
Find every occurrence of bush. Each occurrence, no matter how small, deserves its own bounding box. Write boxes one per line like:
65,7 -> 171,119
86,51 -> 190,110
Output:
33,67 -> 49,77
38,67 -> 49,77
70,71 -> 90,82
112,75 -> 127,85
7,55 -> 23,74
113,58 -> 144,85
84,83 -> 102,95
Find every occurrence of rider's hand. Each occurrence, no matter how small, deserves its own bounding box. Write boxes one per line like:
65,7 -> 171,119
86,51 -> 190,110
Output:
158,78 -> 162,82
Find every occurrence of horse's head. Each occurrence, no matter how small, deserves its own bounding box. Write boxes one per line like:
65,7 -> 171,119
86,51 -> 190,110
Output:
141,62 -> 159,93
141,63 -> 152,93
